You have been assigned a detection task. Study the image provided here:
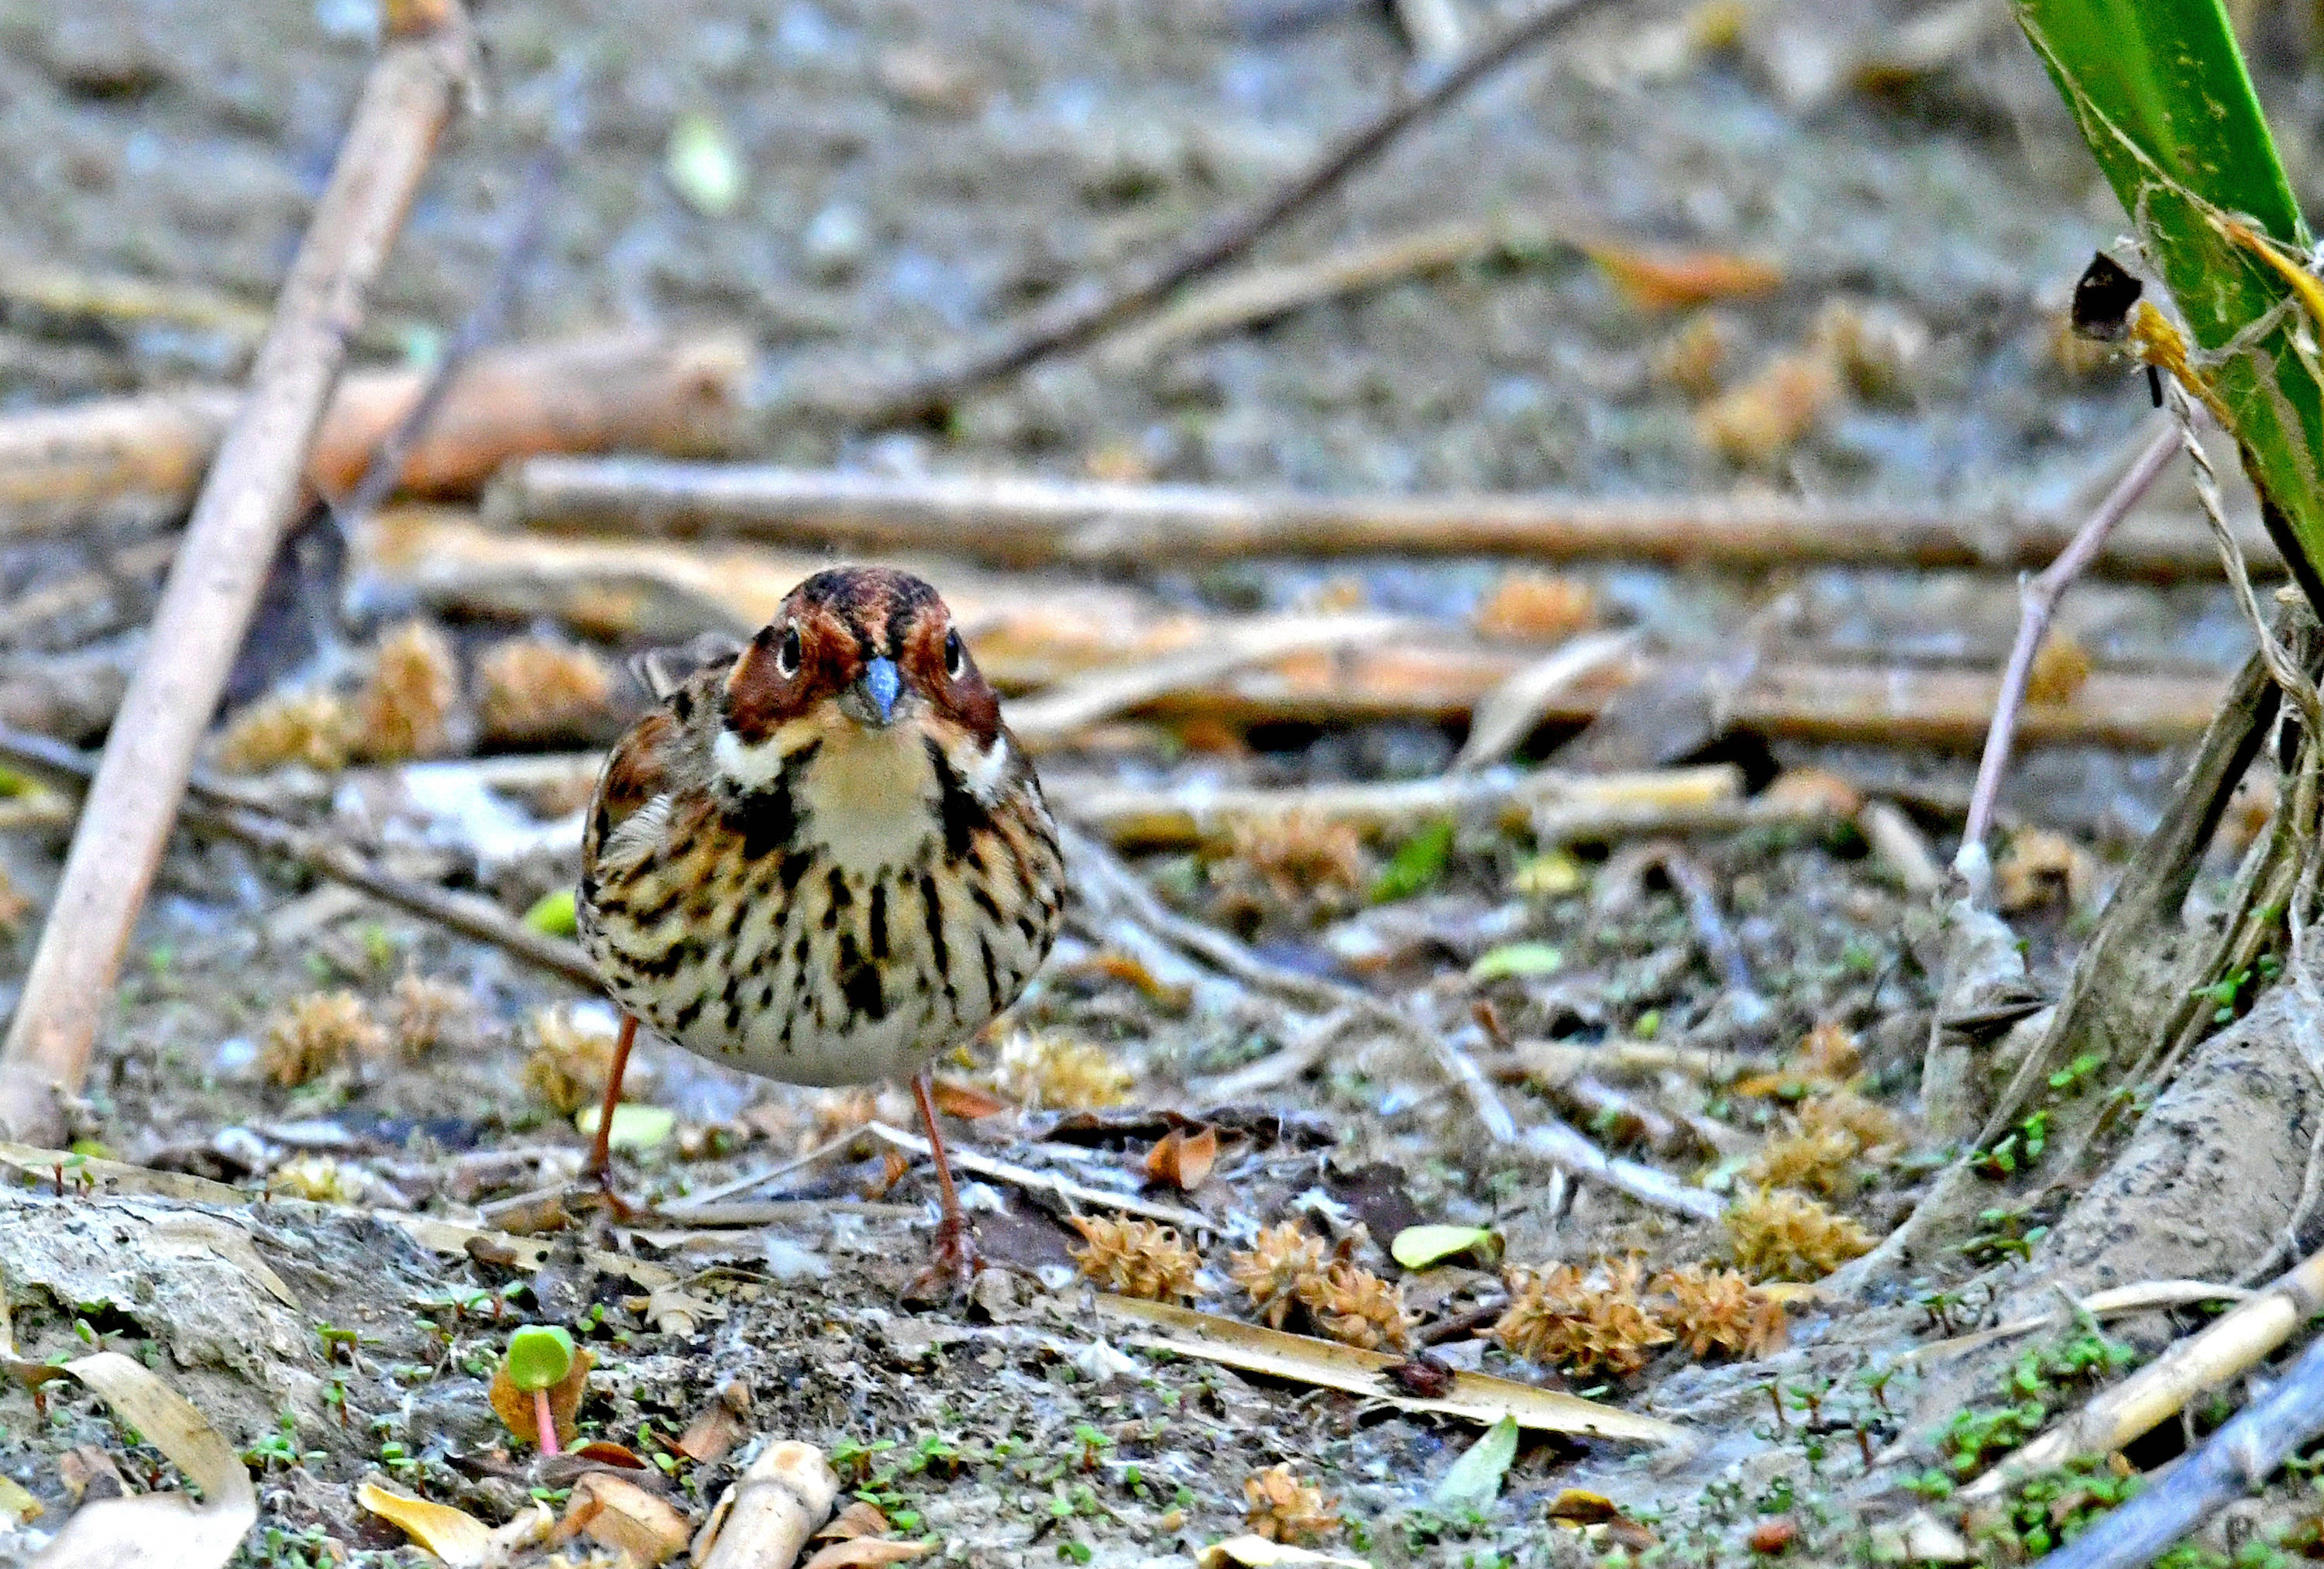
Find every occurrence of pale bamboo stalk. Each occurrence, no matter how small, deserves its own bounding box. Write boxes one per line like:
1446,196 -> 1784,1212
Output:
0,6 -> 474,1144
1959,1242 -> 2324,1501
693,1441 -> 839,1569
486,456 -> 2268,580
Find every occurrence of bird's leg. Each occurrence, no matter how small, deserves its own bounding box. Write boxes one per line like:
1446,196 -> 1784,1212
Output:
580,1014 -> 640,1219
909,1068 -> 979,1292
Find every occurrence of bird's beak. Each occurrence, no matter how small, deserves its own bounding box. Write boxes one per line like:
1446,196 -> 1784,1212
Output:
847,656 -> 902,728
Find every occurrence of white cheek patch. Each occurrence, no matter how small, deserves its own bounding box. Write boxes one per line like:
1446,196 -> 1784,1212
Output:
951,733 -> 1012,806
712,727 -> 792,793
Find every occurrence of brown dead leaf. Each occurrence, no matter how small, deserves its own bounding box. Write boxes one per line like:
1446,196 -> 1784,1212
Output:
557,1471 -> 691,1567
1083,949 -> 1196,1011
1144,1125 -> 1220,1191
930,1079 -> 1010,1120
572,1439 -> 649,1469
866,1148 -> 910,1199
816,1501 -> 891,1541
800,1537 -> 937,1569
673,1378 -> 752,1464
1583,241 -> 1783,311
487,1344 -> 594,1451
2024,634 -> 2092,706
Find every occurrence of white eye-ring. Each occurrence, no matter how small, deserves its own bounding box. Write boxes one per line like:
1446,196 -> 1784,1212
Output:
944,628 -> 965,680
775,623 -> 802,678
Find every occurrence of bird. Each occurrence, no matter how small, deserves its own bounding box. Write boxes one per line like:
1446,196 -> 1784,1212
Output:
574,565 -> 1064,1289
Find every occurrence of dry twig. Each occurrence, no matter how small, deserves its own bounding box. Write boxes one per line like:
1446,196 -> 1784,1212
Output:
1956,421 -> 2178,892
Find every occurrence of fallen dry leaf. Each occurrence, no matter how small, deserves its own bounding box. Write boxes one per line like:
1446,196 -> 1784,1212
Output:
1144,1125 -> 1220,1190
557,1471 -> 692,1567
358,1481 -> 492,1568
1583,241 -> 1783,311
816,1500 -> 891,1541
800,1537 -> 937,1569
1195,1536 -> 1372,1569
28,1351 -> 258,1569
673,1378 -> 753,1464
930,1078 -> 1010,1120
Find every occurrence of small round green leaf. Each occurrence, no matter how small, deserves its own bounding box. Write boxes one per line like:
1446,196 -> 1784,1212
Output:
524,889 -> 578,936
666,112 -> 744,217
504,1326 -> 575,1392
575,1103 -> 676,1151
1391,1224 -> 1499,1271
1468,942 -> 1563,982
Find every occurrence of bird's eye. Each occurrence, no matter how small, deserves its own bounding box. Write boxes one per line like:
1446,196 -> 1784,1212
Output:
775,624 -> 802,678
944,628 -> 965,680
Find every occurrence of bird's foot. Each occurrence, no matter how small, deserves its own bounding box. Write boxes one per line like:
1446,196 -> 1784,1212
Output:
903,1210 -> 981,1303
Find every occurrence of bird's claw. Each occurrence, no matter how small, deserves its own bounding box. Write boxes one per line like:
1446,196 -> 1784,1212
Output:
905,1212 -> 981,1302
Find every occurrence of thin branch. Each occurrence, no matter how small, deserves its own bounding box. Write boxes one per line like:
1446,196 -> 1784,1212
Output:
1956,421 -> 2178,893
829,0 -> 1626,423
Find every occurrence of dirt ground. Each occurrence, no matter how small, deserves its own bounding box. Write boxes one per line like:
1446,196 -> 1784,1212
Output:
5,0 -> 2324,1566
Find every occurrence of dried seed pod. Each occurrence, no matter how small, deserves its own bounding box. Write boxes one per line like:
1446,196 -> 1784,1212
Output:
1797,1089 -> 1906,1161
387,970 -> 478,1058
1471,570 -> 1597,643
989,1031 -> 1132,1110
218,690 -> 357,774
1494,1260 -> 1673,1377
1745,1123 -> 1858,1198
1653,1264 -> 1787,1359
1296,1260 -> 1413,1353
1725,1189 -> 1873,1282
355,619 -> 459,761
474,636 -> 616,746
1244,1466 -> 1341,1544
260,990 -> 388,1087
2023,633 -> 2092,707
1229,1223 -> 1329,1330
523,1005 -> 621,1115
1068,1216 -> 1199,1302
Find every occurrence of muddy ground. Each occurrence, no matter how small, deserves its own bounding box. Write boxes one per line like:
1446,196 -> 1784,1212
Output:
4,0 -> 2324,1565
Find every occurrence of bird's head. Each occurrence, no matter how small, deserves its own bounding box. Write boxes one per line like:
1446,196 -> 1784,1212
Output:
711,566 -> 1002,793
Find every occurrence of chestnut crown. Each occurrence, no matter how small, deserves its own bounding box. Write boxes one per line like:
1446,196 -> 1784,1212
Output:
721,566 -> 998,744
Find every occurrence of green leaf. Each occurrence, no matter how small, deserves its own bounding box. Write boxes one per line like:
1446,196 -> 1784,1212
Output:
1391,1224 -> 1499,1271
2013,0 -> 2324,601
665,112 -> 744,217
503,1326 -> 574,1393
1432,1414 -> 1520,1511
574,1103 -> 676,1151
524,889 -> 579,937
1370,819 -> 1455,903
1467,942 -> 1563,982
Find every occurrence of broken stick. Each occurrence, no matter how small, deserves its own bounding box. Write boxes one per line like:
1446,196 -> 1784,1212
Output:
0,3 -> 475,1144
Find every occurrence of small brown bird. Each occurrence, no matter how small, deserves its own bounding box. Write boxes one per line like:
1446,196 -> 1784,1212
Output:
576,566 -> 1064,1285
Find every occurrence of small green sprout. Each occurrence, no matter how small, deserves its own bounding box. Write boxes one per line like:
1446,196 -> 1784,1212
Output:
504,1325 -> 576,1457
